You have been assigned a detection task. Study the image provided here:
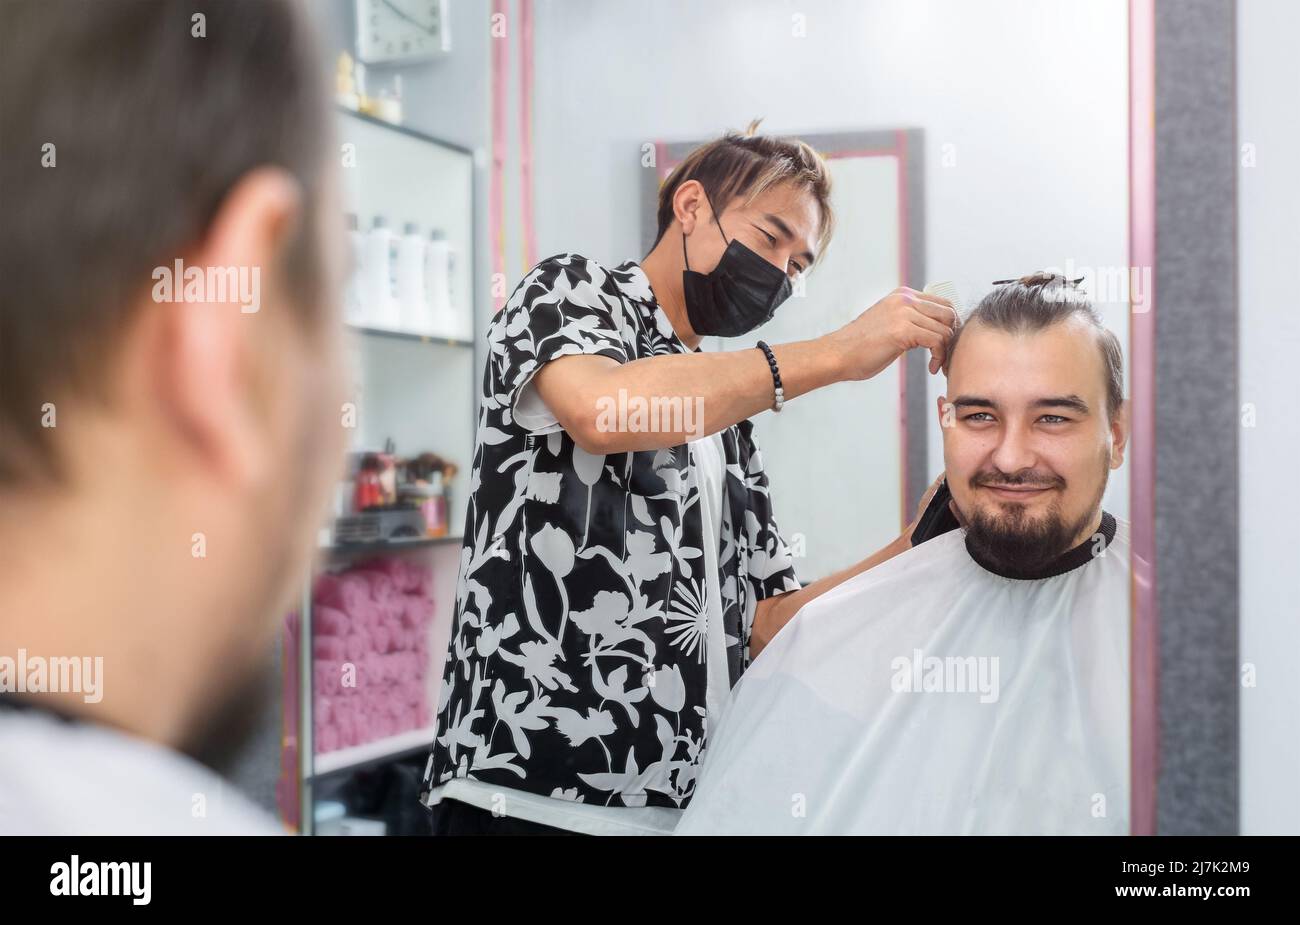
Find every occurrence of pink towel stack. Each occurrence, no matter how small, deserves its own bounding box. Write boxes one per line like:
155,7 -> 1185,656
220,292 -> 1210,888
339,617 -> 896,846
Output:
307,556 -> 436,753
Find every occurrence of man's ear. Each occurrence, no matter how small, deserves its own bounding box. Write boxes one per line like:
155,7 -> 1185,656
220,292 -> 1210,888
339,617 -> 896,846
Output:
673,179 -> 708,236
1109,399 -> 1130,469
151,167 -> 304,488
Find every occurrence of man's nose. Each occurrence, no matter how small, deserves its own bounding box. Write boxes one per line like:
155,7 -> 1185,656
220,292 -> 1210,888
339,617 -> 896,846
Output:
989,422 -> 1038,475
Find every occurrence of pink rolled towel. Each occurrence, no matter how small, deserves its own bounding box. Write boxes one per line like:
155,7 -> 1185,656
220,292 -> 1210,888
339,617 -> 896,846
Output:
343,629 -> 371,662
355,653 -> 382,690
315,572 -> 370,614
312,572 -> 341,604
336,714 -> 356,748
372,595 -> 401,626
400,595 -> 433,630
311,605 -> 350,637
314,660 -> 343,696
344,598 -> 377,632
351,568 -> 396,604
315,724 -> 340,753
362,556 -> 418,593
314,636 -> 346,661
402,559 -> 433,594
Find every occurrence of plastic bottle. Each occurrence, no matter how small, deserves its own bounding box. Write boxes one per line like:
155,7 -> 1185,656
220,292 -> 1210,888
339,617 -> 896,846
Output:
397,222 -> 428,333
364,216 -> 399,328
447,240 -> 471,340
345,213 -> 366,325
427,471 -> 448,537
425,229 -> 454,338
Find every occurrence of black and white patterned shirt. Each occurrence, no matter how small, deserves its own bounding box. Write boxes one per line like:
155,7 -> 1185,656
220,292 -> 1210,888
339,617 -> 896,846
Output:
420,253 -> 801,809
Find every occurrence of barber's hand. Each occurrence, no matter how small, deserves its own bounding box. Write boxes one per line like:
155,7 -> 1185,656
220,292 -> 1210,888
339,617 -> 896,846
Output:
827,287 -> 958,380
902,471 -> 966,545
901,472 -> 942,546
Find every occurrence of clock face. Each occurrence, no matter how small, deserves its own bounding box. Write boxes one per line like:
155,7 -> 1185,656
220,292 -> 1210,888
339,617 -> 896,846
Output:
356,0 -> 448,64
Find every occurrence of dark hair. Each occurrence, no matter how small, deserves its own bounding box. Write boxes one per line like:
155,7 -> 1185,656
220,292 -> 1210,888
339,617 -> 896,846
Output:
652,118 -> 835,263
0,0 -> 331,485
948,272 -> 1125,418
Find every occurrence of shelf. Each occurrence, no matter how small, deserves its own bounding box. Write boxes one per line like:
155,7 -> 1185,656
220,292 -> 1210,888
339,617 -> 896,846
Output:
321,534 -> 463,559
311,725 -> 437,778
336,105 -> 475,156
290,104 -> 477,833
347,323 -> 474,348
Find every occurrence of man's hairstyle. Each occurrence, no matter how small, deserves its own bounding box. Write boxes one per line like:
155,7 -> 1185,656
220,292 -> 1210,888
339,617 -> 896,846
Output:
948,272 -> 1125,418
651,119 -> 835,265
0,0 -> 330,485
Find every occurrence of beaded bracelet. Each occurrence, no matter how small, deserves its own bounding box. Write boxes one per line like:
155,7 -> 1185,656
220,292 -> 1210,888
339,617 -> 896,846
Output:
755,340 -> 784,412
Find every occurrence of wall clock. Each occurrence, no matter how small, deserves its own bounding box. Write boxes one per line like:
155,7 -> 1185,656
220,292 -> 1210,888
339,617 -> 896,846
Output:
356,0 -> 450,64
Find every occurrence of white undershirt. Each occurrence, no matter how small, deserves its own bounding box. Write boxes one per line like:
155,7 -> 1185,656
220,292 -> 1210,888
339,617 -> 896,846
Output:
426,385 -> 729,834
692,432 -> 733,725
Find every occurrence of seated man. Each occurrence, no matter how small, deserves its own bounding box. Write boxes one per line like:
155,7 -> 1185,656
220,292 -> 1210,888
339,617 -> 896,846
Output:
676,272 -> 1135,835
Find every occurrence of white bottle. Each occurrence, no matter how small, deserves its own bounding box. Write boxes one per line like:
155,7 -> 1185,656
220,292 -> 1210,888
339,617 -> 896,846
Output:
447,241 -> 471,340
425,229 -> 455,338
345,213 -> 366,325
397,222 -> 428,333
364,215 -> 399,328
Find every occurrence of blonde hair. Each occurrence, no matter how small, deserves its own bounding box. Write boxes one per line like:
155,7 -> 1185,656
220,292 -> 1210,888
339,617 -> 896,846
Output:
653,118 -> 835,268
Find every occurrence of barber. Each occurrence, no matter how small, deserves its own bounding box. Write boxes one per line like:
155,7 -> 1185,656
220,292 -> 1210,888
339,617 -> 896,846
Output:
420,125 -> 955,836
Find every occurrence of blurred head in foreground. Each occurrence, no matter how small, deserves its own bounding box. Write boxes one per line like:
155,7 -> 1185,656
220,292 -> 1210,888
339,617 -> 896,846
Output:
939,272 -> 1128,575
0,0 -> 346,771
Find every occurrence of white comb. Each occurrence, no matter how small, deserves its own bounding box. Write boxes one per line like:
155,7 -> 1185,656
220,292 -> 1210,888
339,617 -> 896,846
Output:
923,280 -> 966,314
923,280 -> 966,325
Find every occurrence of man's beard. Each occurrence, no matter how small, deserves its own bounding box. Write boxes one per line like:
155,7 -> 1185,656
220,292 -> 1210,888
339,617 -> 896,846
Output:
177,655 -> 278,778
962,453 -> 1110,576
178,376 -> 341,777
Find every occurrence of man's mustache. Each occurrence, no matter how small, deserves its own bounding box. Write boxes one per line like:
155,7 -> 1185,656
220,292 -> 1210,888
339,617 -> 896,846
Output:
970,470 -> 1066,491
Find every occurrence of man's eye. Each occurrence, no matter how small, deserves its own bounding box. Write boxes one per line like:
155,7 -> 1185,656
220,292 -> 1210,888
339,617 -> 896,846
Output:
1039,415 -> 1070,424
963,412 -> 995,423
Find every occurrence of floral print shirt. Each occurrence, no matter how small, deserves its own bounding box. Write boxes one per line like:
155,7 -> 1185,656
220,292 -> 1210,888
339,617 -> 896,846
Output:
421,253 -> 801,809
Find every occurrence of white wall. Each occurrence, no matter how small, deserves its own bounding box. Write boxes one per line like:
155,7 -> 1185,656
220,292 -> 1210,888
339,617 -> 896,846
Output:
1237,0 -> 1300,836
531,0 -> 1131,540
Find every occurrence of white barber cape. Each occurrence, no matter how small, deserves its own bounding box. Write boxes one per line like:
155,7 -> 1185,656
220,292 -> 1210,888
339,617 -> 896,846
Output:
677,514 -> 1131,835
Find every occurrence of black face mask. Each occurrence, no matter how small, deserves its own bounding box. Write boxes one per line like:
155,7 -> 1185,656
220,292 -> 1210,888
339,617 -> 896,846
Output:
681,196 -> 793,338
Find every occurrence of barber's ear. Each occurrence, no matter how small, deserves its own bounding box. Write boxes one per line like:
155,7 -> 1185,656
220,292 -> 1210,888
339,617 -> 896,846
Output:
1109,399 -> 1130,469
673,179 -> 707,235
153,167 -> 304,488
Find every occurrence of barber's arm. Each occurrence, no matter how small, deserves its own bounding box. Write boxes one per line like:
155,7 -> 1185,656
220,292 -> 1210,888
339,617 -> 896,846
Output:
530,287 -> 956,454
748,474 -> 952,658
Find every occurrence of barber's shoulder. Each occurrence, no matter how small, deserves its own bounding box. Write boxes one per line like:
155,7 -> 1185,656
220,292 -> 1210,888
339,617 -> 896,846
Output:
533,252 -> 610,286
501,252 -> 615,312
